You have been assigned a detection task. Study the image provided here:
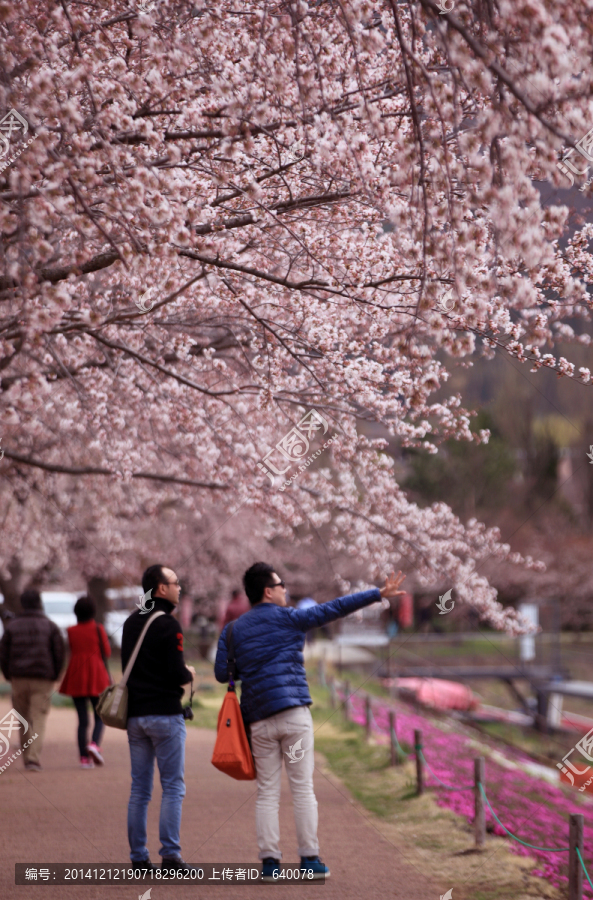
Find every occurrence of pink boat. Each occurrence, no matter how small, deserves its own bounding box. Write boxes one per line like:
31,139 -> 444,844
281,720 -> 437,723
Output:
389,677 -> 480,711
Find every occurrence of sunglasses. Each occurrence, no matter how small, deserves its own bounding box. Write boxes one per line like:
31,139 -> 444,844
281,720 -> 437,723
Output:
268,579 -> 286,589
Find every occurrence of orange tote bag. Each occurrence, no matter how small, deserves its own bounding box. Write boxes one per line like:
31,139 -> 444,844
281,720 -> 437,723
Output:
211,622 -> 256,781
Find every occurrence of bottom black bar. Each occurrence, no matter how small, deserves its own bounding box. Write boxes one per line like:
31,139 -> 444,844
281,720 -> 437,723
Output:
15,863 -> 325,885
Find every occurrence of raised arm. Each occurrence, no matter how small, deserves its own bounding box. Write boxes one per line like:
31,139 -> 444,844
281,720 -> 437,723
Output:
291,571 -> 406,632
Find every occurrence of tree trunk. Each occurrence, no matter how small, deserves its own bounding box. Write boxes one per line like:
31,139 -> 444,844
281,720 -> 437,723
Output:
87,576 -> 110,626
0,557 -> 24,616
584,418 -> 593,528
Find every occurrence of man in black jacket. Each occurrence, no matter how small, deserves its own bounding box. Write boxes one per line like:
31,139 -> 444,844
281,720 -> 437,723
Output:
121,565 -> 195,873
0,589 -> 65,772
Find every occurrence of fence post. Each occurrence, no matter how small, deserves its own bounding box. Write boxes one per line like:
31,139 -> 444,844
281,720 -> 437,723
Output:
415,729 -> 424,796
365,694 -> 372,741
389,710 -> 397,766
344,680 -> 351,721
569,813 -> 584,900
474,758 -> 485,848
329,677 -> 337,710
535,689 -> 550,734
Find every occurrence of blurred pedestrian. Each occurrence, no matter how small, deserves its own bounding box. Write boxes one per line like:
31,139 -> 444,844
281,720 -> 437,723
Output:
0,588 -> 65,772
122,564 -> 195,873
222,589 -> 250,627
381,595 -> 399,639
296,597 -> 316,611
215,594 -> 227,632
297,597 -> 317,644
59,596 -> 111,769
215,563 -> 406,881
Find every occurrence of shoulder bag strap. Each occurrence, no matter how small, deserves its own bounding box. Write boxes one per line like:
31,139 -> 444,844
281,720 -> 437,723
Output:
226,621 -> 237,689
120,611 -> 166,687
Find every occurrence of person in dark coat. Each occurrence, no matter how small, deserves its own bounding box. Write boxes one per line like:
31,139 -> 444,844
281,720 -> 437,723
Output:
121,565 -> 195,874
59,596 -> 111,769
0,588 -> 65,772
214,562 -> 406,881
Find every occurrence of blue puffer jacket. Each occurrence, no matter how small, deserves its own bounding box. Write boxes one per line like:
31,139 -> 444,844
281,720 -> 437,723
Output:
214,588 -> 381,724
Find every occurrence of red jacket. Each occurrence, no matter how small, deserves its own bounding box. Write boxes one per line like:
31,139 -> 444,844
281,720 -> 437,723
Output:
59,621 -> 111,697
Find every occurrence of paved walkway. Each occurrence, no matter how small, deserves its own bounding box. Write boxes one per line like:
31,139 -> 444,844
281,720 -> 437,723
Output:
0,698 -> 434,899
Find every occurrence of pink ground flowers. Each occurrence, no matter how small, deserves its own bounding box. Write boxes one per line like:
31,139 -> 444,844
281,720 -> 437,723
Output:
342,690 -> 593,895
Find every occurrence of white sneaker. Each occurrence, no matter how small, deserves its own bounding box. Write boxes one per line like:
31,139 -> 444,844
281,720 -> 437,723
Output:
80,756 -> 95,769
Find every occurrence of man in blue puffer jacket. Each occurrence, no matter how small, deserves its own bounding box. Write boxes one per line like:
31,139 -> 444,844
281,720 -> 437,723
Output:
214,562 -> 406,882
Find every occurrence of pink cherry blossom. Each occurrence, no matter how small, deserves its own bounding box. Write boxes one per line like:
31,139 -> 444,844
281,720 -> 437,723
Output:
0,1 -> 590,629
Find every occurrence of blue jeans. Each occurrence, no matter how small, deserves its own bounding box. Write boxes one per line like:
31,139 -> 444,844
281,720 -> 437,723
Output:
127,715 -> 186,862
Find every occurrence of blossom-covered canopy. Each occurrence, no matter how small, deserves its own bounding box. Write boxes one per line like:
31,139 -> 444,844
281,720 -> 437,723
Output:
2,0 -> 589,629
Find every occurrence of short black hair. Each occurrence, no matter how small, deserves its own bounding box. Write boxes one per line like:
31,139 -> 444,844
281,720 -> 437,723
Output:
20,589 -> 42,610
74,595 -> 96,623
142,564 -> 169,598
243,562 -> 276,606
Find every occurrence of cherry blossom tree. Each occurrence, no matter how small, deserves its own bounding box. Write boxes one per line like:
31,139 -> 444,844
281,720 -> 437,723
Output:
2,0 -> 589,629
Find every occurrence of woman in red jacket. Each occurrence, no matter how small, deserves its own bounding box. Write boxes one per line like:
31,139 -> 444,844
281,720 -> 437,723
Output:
59,596 -> 111,769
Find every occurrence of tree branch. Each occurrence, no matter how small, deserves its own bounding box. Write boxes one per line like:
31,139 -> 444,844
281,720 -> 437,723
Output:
179,250 -> 329,290
2,449 -> 229,490
195,190 -> 351,235
86,331 -> 241,397
0,249 -> 121,292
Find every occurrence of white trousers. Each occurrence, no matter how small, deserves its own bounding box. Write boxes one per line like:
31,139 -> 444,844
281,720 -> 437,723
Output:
250,705 -> 319,861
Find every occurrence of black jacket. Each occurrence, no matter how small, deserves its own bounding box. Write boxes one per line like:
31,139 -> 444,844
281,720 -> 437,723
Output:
121,598 -> 192,718
0,609 -> 65,681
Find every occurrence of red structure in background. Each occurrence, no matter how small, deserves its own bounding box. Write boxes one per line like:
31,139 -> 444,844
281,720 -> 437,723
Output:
398,592 -> 413,629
